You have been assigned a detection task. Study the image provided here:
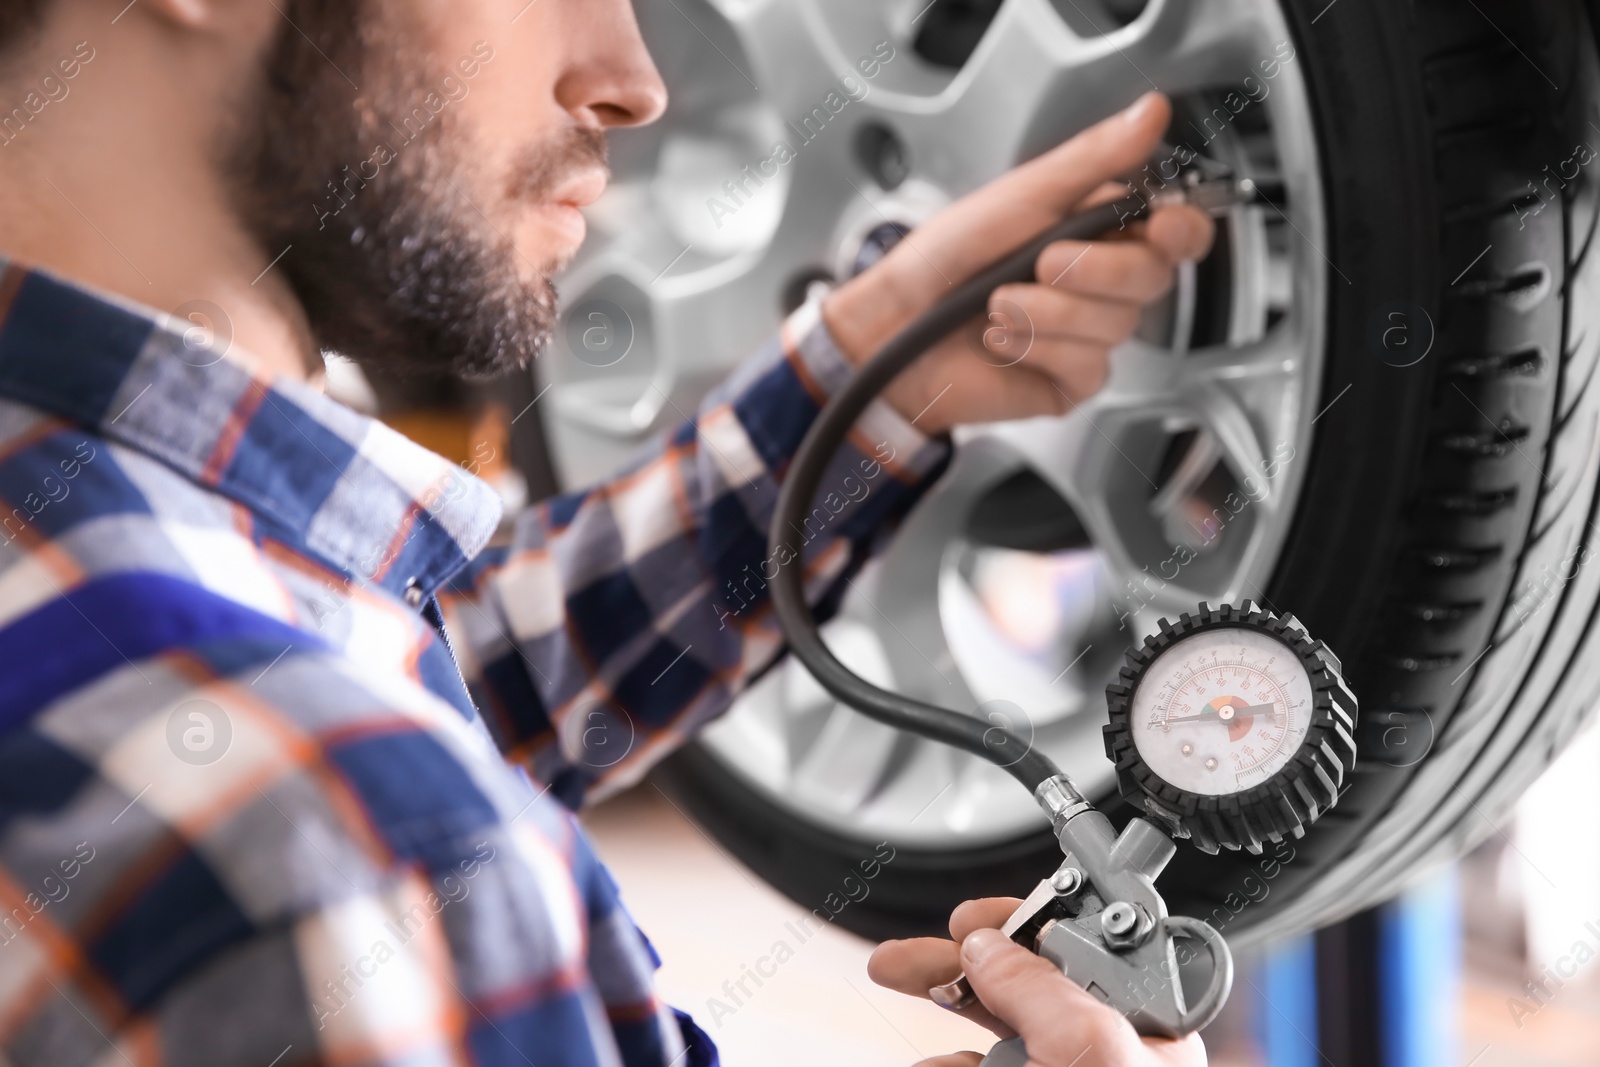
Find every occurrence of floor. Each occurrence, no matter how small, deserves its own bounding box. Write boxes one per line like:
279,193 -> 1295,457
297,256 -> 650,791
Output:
583,784 -> 995,1067
1458,981 -> 1600,1067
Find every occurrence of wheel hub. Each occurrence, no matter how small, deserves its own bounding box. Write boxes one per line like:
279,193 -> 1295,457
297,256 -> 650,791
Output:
540,0 -> 1328,849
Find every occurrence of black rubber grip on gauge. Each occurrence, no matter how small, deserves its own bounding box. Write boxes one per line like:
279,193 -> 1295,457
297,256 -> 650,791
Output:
768,194 -> 1151,795
1102,602 -> 1359,854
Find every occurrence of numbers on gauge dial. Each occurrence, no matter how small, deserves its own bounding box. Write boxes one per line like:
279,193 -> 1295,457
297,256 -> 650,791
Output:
1130,627 -> 1315,796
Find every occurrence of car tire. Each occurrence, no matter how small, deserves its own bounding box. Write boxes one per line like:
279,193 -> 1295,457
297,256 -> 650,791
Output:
657,0 -> 1600,947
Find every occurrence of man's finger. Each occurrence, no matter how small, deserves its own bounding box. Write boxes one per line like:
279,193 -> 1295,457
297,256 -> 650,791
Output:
1145,205 -> 1217,265
960,928 -> 1141,1063
867,933 -> 1014,1036
948,897 -> 1023,942
914,1055 -> 984,1067
991,284 -> 1141,346
1035,240 -> 1174,301
1019,338 -> 1112,403
867,896 -> 1024,994
890,94 -> 1173,286
867,936 -> 962,998
1001,91 -> 1173,215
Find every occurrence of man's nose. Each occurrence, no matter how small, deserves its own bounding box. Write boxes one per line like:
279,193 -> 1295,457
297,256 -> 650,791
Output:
556,2 -> 669,130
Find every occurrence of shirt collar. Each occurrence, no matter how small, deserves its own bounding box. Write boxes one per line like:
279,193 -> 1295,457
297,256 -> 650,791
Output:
0,259 -> 504,599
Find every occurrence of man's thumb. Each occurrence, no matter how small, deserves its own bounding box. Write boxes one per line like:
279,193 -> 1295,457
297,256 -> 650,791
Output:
1014,90 -> 1172,214
961,928 -> 1127,1061
962,928 -> 1063,988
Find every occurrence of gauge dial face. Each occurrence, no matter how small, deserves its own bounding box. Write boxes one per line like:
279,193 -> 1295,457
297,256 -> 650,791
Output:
1130,627 -> 1315,797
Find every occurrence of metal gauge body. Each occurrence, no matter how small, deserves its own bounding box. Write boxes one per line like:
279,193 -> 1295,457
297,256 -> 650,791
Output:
1104,603 -> 1358,855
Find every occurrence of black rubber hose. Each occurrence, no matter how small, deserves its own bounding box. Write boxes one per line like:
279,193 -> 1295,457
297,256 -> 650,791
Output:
769,193 -> 1151,795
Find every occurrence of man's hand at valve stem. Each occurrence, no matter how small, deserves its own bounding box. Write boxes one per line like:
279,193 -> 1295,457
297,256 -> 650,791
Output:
870,899 -> 1209,1067
822,91 -> 1215,432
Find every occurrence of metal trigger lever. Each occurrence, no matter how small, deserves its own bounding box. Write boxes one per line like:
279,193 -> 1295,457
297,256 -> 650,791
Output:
928,778 -> 1234,1063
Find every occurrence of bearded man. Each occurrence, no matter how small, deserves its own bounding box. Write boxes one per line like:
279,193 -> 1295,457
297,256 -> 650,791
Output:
0,1 -> 1212,1064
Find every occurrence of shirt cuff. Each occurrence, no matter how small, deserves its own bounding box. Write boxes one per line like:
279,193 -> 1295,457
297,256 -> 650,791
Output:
783,293 -> 948,484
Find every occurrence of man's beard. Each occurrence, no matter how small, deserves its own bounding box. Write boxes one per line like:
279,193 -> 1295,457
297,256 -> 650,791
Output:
227,2 -> 605,380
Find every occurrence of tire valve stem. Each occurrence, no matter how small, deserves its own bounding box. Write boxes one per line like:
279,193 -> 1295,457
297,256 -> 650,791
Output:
1151,171 -> 1277,216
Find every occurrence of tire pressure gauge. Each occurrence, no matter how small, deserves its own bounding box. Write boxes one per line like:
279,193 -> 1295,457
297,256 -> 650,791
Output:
1103,602 -> 1358,855
766,149 -> 1344,1048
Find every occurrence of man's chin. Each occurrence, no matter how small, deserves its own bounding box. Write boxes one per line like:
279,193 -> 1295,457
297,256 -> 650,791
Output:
300,246 -> 562,381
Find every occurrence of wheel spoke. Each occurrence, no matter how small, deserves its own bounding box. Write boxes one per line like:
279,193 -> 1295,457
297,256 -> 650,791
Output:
1118,0 -> 1288,86
1178,327 -> 1311,522
791,704 -> 905,811
1103,331 -> 1303,464
880,0 -> 1287,196
1175,327 -> 1303,387
782,617 -> 919,810
976,326 -> 1303,622
864,444 -> 1026,706
881,0 -> 1106,195
714,0 -> 879,119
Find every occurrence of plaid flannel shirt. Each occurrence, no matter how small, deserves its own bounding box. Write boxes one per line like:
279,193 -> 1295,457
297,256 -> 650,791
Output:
0,260 -> 949,1067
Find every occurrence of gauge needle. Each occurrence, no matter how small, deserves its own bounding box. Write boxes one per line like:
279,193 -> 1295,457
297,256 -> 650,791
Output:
1162,703 -> 1277,725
